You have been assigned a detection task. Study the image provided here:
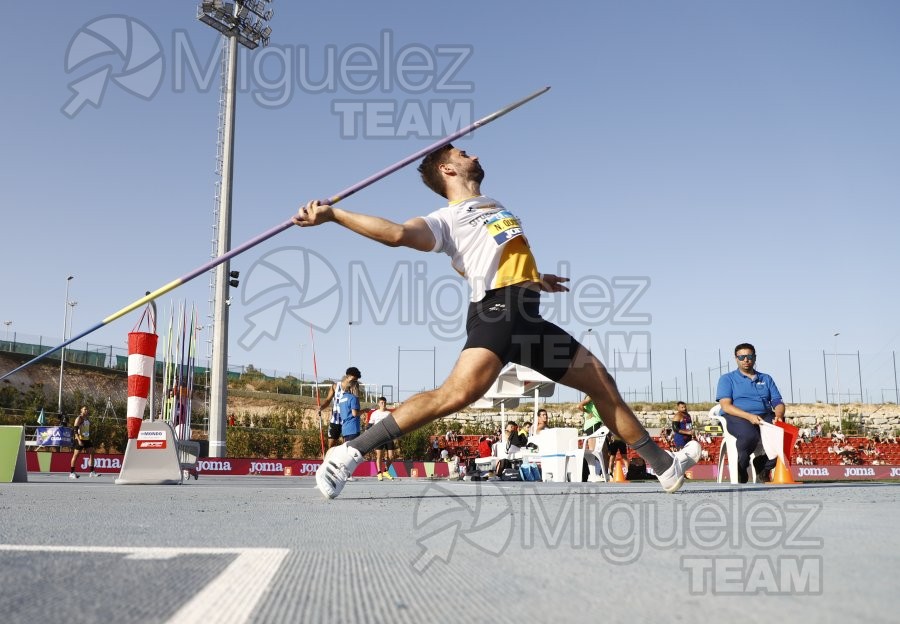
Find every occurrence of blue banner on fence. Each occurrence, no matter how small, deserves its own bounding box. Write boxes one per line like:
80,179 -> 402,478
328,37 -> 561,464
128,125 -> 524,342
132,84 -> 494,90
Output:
35,427 -> 74,447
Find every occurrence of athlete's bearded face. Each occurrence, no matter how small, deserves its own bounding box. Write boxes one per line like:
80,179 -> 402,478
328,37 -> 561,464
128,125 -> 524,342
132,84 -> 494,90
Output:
468,158 -> 485,184
449,149 -> 484,184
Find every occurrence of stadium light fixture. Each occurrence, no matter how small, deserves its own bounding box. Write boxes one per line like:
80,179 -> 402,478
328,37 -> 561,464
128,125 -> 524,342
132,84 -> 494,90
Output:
197,0 -> 272,50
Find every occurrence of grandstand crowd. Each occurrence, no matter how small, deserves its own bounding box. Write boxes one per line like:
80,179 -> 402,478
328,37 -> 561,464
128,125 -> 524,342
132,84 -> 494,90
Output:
423,420 -> 900,471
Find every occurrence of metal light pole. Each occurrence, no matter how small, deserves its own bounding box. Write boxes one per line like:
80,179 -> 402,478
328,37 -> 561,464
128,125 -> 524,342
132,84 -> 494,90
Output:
299,343 -> 305,392
348,321 -> 353,364
3,321 -> 10,343
147,293 -> 157,421
57,276 -> 74,414
834,332 -> 841,433
198,0 -> 272,457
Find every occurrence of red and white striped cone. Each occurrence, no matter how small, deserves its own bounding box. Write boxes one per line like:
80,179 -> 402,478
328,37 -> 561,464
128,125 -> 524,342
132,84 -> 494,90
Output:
127,332 -> 158,439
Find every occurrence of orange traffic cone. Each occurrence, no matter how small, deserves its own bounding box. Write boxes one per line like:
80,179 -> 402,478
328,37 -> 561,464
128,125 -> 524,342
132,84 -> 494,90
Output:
613,459 -> 628,483
772,456 -> 800,485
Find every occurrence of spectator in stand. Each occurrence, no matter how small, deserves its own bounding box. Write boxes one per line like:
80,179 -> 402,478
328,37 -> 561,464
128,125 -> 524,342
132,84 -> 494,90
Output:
659,427 -> 674,449
477,436 -> 493,458
430,436 -> 441,460
368,397 -> 395,481
716,342 -> 786,484
535,409 -> 550,434
671,401 -> 694,451
492,422 -> 523,475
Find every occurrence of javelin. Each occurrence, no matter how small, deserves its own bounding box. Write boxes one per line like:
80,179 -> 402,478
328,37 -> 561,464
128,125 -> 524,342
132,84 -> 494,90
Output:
0,86 -> 551,382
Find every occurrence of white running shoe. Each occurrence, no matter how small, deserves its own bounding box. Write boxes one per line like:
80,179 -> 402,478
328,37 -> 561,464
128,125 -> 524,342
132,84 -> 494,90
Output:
68,473 -> 78,480
90,471 -> 99,478
315,443 -> 363,499
657,441 -> 701,493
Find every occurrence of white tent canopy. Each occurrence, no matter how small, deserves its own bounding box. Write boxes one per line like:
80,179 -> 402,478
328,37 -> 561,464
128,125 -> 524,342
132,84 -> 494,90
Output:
470,364 -> 556,435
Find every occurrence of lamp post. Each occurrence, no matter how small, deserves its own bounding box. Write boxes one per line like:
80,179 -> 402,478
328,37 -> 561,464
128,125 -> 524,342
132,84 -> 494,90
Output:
3,321 -> 10,343
57,276 -> 74,414
198,0 -> 272,458
348,321 -> 353,364
834,332 -> 841,433
299,342 -> 305,394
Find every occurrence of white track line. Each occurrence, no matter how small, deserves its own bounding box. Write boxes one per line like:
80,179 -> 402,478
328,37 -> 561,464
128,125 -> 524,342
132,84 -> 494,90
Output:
0,545 -> 289,624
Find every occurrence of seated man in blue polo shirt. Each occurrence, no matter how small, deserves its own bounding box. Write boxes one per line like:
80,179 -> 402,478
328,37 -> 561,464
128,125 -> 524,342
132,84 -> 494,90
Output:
716,342 -> 786,483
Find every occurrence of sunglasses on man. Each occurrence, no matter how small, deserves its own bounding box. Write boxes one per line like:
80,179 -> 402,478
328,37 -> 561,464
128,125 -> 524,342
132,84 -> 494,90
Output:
736,354 -> 756,361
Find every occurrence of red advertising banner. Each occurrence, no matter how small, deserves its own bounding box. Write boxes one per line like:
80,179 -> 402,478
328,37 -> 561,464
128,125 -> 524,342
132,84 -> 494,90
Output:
24,453 -> 900,481
25,453 -> 452,479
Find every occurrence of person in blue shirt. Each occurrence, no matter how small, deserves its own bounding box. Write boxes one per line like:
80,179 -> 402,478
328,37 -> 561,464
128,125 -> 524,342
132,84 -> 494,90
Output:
716,343 -> 786,483
338,379 -> 362,443
672,401 -> 694,451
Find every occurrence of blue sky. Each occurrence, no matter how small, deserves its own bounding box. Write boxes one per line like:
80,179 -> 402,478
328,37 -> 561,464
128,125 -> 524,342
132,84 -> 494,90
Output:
2,1 -> 899,405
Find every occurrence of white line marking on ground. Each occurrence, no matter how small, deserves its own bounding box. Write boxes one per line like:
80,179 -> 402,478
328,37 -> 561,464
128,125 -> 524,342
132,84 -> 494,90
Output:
0,545 -> 289,624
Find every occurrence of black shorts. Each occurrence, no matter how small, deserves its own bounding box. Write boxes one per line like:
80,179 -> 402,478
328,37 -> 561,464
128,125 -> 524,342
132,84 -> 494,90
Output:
328,423 -> 342,440
376,440 -> 395,451
463,286 -> 581,382
75,439 -> 93,450
607,439 -> 627,456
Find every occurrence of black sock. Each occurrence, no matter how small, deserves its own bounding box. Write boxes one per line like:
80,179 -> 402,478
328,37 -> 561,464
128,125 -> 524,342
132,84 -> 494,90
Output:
347,416 -> 402,455
629,433 -> 674,474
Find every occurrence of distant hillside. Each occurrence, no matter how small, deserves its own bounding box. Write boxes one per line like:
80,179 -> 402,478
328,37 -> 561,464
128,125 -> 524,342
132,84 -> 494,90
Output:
2,352 -> 898,434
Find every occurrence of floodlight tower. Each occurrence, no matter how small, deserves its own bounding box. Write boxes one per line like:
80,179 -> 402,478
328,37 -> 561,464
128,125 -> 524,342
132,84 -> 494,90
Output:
57,276 -> 74,415
197,0 -> 272,457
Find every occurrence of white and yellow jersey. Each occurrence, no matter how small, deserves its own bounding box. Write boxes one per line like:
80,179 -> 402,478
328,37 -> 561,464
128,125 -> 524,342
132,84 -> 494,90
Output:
422,196 -> 540,302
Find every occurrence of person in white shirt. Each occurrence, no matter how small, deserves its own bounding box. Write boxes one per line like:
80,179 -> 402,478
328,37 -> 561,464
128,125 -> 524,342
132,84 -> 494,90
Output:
367,396 -> 395,481
295,144 -> 699,498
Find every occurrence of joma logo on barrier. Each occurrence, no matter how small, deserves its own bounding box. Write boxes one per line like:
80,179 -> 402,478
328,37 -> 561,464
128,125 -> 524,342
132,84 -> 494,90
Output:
297,463 -> 319,475
197,460 -> 233,472
798,467 -> 830,477
250,461 -> 284,473
844,467 -> 875,477
892,468 -> 900,478
82,458 -> 121,470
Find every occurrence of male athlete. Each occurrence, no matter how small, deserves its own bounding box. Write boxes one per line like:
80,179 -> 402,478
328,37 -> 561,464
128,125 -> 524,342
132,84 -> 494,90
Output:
293,145 -> 700,498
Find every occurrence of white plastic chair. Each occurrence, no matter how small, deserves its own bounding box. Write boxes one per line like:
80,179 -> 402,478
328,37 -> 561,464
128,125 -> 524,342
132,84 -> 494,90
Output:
566,426 -> 610,482
532,428 -> 578,482
709,406 -> 758,484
